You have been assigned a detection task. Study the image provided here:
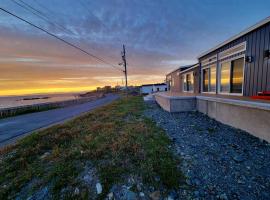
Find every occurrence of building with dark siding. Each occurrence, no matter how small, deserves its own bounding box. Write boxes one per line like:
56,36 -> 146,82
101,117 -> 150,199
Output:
198,16 -> 270,97
166,16 -> 270,97
158,17 -> 270,142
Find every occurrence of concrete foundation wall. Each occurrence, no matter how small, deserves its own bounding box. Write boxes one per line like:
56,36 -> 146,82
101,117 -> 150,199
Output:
197,98 -> 270,142
154,94 -> 171,112
171,98 -> 196,112
155,93 -> 196,112
155,92 -> 270,142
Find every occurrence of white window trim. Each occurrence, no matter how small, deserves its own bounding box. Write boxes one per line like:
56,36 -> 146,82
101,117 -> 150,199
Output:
201,64 -> 217,94
217,54 -> 245,96
219,41 -> 246,60
201,54 -> 218,66
182,72 -> 194,93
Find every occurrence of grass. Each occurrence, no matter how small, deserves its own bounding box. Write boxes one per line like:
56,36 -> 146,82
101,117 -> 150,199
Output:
0,96 -> 184,199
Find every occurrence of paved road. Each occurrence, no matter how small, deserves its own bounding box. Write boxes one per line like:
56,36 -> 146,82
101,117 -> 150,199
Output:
0,94 -> 119,147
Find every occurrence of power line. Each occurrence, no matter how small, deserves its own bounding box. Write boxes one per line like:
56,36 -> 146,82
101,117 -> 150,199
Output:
10,0 -> 72,34
32,0 -> 55,16
28,0 -> 123,72
12,0 -> 114,63
0,7 -> 123,72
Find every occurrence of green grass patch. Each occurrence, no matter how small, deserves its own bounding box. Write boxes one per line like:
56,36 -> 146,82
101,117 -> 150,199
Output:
0,96 -> 184,199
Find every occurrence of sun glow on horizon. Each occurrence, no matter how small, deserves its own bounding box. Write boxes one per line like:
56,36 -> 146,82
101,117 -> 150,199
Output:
0,86 -> 98,96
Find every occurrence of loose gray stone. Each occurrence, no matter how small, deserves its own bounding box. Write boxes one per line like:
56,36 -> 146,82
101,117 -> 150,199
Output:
96,183 -> 102,194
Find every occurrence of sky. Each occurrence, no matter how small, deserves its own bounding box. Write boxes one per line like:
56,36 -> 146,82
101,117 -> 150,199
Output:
0,0 -> 269,96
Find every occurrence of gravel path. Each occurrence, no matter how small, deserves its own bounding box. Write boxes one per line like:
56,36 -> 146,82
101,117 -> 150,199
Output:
144,102 -> 270,200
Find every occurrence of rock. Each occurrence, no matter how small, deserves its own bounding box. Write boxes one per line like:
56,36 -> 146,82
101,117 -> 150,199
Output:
40,152 -> 50,159
74,187 -> 79,195
168,190 -> 178,199
27,186 -> 50,200
233,155 -> 245,163
96,183 -> 102,194
194,191 -> 200,198
167,196 -> 174,200
237,179 -> 245,184
83,174 -> 93,184
186,179 -> 192,186
149,191 -> 161,200
139,192 -> 145,197
192,178 -> 201,186
218,193 -> 228,200
136,183 -> 143,191
154,176 -> 160,182
107,192 -> 114,200
126,190 -> 137,200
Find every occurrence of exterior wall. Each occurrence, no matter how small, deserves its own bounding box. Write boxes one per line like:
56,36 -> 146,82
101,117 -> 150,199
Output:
167,70 -> 182,92
199,22 -> 270,96
197,97 -> 270,142
181,66 -> 200,94
140,86 -> 153,94
153,85 -> 167,92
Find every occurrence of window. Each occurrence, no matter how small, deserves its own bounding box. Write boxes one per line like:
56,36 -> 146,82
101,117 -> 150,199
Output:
220,62 -> 230,92
219,57 -> 244,94
210,65 -> 216,92
203,68 -> 209,92
183,72 -> 194,92
231,58 -> 244,93
202,64 -> 216,92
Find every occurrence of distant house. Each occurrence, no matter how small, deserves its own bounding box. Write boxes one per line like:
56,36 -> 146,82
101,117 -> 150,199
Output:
140,83 -> 167,95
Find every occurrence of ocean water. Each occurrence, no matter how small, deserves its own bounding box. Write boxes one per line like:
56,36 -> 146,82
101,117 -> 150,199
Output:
0,93 -> 81,109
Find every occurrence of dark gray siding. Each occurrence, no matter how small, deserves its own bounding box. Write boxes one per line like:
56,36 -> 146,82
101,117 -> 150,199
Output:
199,22 -> 270,96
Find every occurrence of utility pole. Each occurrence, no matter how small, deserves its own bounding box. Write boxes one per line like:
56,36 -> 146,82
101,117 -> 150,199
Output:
121,45 -> 128,91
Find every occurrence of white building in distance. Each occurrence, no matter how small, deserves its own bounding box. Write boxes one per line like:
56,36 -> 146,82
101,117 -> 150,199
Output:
140,83 -> 168,95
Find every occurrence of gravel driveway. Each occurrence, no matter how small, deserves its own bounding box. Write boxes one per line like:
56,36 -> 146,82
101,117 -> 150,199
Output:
144,102 -> 270,200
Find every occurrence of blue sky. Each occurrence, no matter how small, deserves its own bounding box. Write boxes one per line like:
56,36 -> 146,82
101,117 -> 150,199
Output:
0,0 -> 269,95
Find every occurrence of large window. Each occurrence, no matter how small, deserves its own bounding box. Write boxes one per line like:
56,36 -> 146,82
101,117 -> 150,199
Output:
231,58 -> 244,93
219,57 -> 244,94
183,72 -> 194,92
220,62 -> 230,92
210,65 -> 216,92
171,78 -> 174,87
202,64 -> 216,92
203,68 -> 209,92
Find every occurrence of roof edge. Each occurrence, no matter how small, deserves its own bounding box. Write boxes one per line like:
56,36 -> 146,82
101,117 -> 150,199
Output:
166,63 -> 197,75
198,16 -> 270,59
180,63 -> 199,74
